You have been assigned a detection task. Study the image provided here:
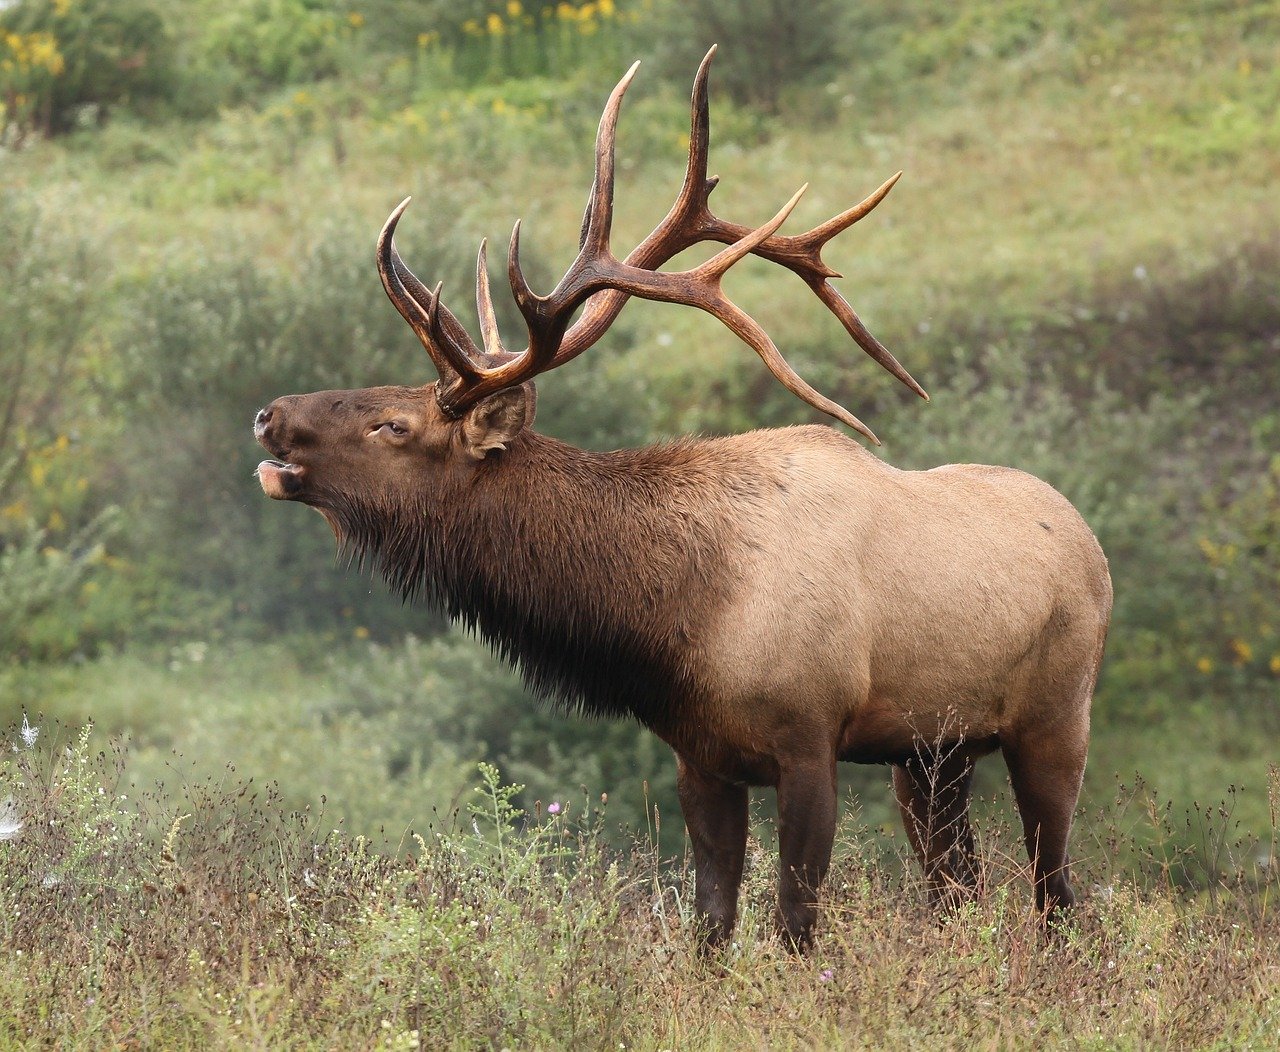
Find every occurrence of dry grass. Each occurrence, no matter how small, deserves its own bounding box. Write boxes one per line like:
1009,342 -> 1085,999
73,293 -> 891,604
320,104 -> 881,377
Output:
1,730 -> 1275,1049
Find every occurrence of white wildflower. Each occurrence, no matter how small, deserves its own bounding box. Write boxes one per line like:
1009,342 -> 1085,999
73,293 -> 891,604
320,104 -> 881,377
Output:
0,796 -> 23,841
20,714 -> 38,749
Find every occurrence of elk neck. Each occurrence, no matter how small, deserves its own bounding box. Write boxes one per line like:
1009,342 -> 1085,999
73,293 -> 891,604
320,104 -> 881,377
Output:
345,430 -> 757,728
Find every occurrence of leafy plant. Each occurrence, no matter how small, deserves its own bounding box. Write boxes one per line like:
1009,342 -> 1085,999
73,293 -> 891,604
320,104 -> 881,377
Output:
0,0 -> 173,141
644,0 -> 848,112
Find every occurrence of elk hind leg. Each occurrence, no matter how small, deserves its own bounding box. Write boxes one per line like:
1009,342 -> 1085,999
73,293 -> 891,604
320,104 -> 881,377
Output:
893,751 -> 980,908
1002,724 -> 1088,918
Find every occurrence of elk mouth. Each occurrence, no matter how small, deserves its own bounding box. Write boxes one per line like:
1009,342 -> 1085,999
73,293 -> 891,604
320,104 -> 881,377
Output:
256,459 -> 306,500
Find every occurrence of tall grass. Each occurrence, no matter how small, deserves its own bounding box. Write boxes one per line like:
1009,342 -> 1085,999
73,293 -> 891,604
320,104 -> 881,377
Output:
0,723 -> 1275,1048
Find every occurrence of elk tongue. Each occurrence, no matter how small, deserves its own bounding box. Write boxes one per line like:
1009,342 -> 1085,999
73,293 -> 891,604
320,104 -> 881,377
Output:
256,460 -> 304,500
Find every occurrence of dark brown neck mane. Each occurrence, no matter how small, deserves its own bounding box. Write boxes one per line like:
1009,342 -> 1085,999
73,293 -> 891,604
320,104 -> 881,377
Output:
331,431 -> 750,726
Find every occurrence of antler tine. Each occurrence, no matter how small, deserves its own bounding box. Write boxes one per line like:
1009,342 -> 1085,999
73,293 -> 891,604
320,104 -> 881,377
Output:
703,295 -> 880,444
697,171 -> 929,402
800,170 -> 902,266
813,280 -> 926,402
547,48 -> 717,368
377,199 -> 483,383
574,59 -> 645,253
474,239 -> 512,361
671,43 -> 718,236
579,60 -> 640,255
437,61 -> 643,414
592,184 -> 882,444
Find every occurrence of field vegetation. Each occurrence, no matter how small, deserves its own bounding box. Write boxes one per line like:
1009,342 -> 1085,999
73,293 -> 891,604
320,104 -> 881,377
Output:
1,0 -> 1278,1045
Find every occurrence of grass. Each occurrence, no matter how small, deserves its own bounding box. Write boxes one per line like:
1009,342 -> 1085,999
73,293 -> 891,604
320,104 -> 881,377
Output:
0,725 -> 1276,1049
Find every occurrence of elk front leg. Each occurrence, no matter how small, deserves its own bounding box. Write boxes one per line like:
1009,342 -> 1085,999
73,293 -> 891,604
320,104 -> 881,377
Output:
775,757 -> 838,952
676,755 -> 748,951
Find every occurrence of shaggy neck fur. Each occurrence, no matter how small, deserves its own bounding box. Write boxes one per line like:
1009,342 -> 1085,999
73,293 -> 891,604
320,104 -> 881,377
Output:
329,431 -> 754,728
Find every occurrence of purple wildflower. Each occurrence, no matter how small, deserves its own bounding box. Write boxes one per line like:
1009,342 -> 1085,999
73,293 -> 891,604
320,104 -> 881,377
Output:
547,802 -> 562,815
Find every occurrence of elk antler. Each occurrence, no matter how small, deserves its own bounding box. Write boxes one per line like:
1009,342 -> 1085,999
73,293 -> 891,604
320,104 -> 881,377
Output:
377,48 -> 926,444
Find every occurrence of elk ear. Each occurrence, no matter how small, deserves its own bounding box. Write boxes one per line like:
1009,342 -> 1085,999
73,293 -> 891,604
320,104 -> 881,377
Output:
460,384 -> 536,459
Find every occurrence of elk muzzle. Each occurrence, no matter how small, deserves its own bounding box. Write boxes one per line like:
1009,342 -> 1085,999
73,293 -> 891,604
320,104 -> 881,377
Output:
254,401 -> 307,500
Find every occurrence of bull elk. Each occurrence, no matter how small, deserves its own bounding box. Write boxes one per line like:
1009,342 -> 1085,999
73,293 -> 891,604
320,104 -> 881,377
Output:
254,50 -> 1112,951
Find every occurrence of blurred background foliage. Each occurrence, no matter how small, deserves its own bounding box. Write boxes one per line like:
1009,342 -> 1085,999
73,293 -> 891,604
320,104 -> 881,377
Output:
0,0 -> 1277,858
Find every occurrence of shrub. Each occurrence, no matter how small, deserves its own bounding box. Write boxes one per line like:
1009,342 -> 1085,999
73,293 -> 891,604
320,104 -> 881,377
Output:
0,189 -> 127,659
198,0 -> 347,93
0,0 -> 173,141
643,0 -> 848,113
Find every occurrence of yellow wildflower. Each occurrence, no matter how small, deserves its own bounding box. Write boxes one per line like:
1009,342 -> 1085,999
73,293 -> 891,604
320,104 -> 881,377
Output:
486,12 -> 505,34
599,0 -> 615,15
507,0 -> 523,16
1196,656 -> 1213,674
1229,639 -> 1253,664
347,12 -> 364,28
354,626 -> 370,640
1270,654 -> 1280,675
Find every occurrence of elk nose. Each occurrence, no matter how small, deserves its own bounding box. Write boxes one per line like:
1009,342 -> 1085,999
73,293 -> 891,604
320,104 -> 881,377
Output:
254,405 -> 275,434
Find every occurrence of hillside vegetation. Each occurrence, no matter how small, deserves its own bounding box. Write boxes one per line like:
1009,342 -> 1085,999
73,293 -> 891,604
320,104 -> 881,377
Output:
1,0 -> 1278,1045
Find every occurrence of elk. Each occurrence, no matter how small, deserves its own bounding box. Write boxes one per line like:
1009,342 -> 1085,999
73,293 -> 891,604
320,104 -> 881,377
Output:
254,50 -> 1112,951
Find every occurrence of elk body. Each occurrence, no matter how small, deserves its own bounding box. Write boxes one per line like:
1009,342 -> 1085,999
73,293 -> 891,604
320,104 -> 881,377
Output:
255,52 -> 1112,950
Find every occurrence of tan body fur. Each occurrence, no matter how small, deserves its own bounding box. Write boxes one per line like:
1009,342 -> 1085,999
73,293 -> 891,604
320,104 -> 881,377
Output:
682,426 -> 1109,781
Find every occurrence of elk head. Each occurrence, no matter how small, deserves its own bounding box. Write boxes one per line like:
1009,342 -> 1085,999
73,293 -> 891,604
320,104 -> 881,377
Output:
255,48 -> 926,527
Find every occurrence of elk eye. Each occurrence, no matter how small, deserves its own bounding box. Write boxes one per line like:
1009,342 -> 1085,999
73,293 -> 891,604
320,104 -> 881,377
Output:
373,421 -> 409,437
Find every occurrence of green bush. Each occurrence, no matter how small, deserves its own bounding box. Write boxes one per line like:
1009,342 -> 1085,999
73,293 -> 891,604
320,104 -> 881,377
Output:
196,0 -> 357,94
0,0 -> 173,140
0,189 -> 128,659
644,0 -> 848,113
